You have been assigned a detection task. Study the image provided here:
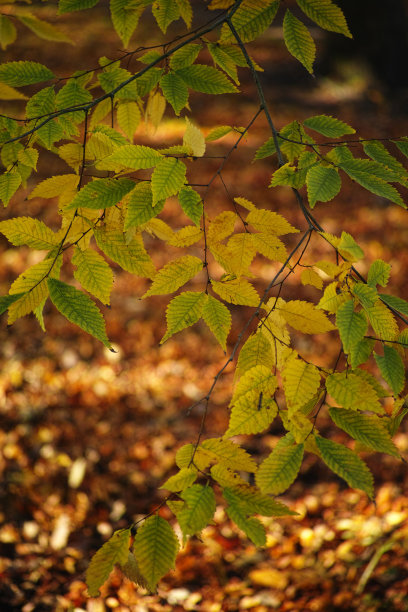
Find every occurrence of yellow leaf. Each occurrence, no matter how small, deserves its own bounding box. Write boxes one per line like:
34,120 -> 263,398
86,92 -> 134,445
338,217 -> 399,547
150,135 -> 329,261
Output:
226,233 -> 256,277
246,209 -> 299,235
234,196 -> 256,211
207,211 -> 237,244
317,282 -> 348,314
301,268 -> 323,290
183,117 -> 206,157
143,255 -> 202,297
282,353 -> 321,414
0,82 -> 27,100
146,91 -> 166,131
29,174 -> 79,200
211,277 -> 259,307
167,225 -> 203,247
280,300 -> 336,333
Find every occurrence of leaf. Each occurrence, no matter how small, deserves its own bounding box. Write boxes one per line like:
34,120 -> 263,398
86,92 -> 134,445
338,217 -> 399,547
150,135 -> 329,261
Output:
0,293 -> 26,316
374,346 -> 405,395
151,158 -> 186,206
223,484 -> 297,517
201,438 -> 257,472
363,141 -> 408,184
106,145 -> 163,170
133,515 -> 179,593
246,209 -> 299,235
329,408 -> 400,458
58,0 -> 100,13
270,163 -> 307,189
120,552 -> 150,590
160,467 -> 197,493
161,291 -> 207,343
0,61 -> 54,87
72,248 -> 114,305
117,100 -> 141,140
336,299 -> 367,354
226,390 -> 278,437
352,283 -> 378,309
339,159 -> 406,208
202,294 -> 231,350
379,293 -> 408,318
283,9 -> 315,74
301,268 -> 323,290
177,484 -> 216,539
160,72 -> 189,115
0,217 -> 59,250
29,174 -> 79,200
256,443 -> 304,495
314,436 -> 374,498
95,228 -> 156,278
152,0 -> 180,33
282,354 -> 321,413
338,231 -> 364,262
211,278 -> 259,307
169,44 -> 202,71
219,0 -> 280,44
86,528 -> 130,597
303,114 -> 355,137
47,279 -> 111,348
67,178 -> 135,210
0,173 -> 22,207
207,211 -> 237,244
368,260 -> 391,288
183,118 -> 206,157
110,0 -> 142,47
176,64 -> 238,94
206,125 -> 233,142
178,186 -> 203,226
317,281 -> 348,314
17,13 -> 73,44
0,82 -> 27,100
364,299 -> 399,341
280,300 -> 335,334
125,182 -> 164,230
349,338 -> 375,369
143,255 -> 202,298
236,332 -> 275,377
306,165 -> 341,208
296,0 -> 351,38
326,372 -> 383,414
224,497 -> 266,546
166,225 -> 202,247
0,15 -> 17,50
226,233 -> 257,277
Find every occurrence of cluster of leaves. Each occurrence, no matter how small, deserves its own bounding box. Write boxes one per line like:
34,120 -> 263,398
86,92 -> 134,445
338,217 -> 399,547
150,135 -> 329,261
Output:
1,0 -> 408,596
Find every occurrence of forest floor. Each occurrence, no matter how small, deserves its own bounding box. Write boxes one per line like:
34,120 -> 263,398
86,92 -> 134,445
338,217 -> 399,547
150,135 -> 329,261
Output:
1,4 -> 408,612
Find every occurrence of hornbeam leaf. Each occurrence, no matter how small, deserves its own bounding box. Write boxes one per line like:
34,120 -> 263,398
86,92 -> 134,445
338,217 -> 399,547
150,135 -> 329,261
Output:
18,13 -> 73,44
201,438 -> 257,472
326,372 -> 383,413
368,260 -> 391,288
339,159 -> 406,208
202,294 -> 231,350
232,365 -> 277,406
226,390 -> 278,437
176,64 -> 238,94
72,247 -> 114,305
280,300 -> 335,334
219,0 -> 280,44
58,0 -> 100,14
236,332 -> 274,377
380,293 -> 408,317
336,299 -> 367,354
296,0 -> 351,38
303,114 -> 355,137
0,293 -> 26,316
352,283 -> 378,309
110,0 -> 142,47
246,209 -> 299,235
143,255 -> 202,297
116,100 -> 141,140
47,279 -> 111,348
160,291 -> 206,343
211,278 -> 259,307
125,182 -> 164,229
151,157 -> 186,206
66,178 -> 135,210
160,467 -> 197,493
225,500 -> 266,546
363,141 -> 408,184
177,484 -> 216,539
306,165 -> 341,208
338,231 -> 364,262
374,345 -> 405,395
0,217 -> 59,250
133,515 -> 179,593
0,15 -> 16,50
169,43 -> 201,70
106,145 -> 163,170
314,435 -> 374,498
256,443 -> 304,495
160,72 -> 189,115
0,61 -> 54,86
349,338 -> 375,369
86,528 -> 130,597
283,9 -> 315,74
282,354 -> 321,412
0,173 -> 22,207
178,186 -> 203,226
120,552 -> 149,590
329,408 -> 400,458
152,0 -> 180,33
364,299 -> 399,341
183,118 -> 206,157
223,485 -> 297,517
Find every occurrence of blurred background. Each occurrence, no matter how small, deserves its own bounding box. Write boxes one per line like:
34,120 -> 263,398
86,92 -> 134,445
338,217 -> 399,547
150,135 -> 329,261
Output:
0,1 -> 408,610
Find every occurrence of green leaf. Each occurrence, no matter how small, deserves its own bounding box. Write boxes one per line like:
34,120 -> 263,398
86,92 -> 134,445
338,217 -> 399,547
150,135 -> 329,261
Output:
368,260 -> 391,288
339,159 -> 406,208
151,158 -> 186,206
224,494 -> 266,546
352,283 -> 378,309
160,467 -> 197,493
178,186 -> 203,226
0,173 -> 22,206
282,354 -> 321,413
364,299 -> 399,341
202,294 -> 231,351
374,346 -> 405,395
329,408 -> 400,458
219,0 -> 280,44
0,216 -> 59,250
133,515 -> 179,593
0,15 -> 17,50
110,0 -> 143,46
349,338 -> 375,369
169,43 -> 201,70
161,291 -> 207,343
125,182 -> 164,229
326,372 -> 383,414
177,484 -> 216,539
18,13 -> 73,44
380,293 -> 408,318
59,0 -> 100,13
95,229 -> 156,279
256,443 -> 304,495
117,100 -> 141,140
72,248 -> 114,305
338,231 -> 364,262
303,114 -> 355,137
152,0 -> 180,33
336,299 -> 368,354
296,0 -> 351,38
306,165 -> 341,207
106,145 -> 163,170
363,141 -> 408,183
176,65 -> 238,94
47,279 -> 111,348
283,9 -> 315,74
314,435 -> 374,498
0,61 -> 54,87
67,178 -> 135,210
86,528 -> 130,597
143,255 -> 202,298
160,72 -> 189,115
223,484 -> 297,517
120,552 -> 149,590
0,292 -> 26,316
254,137 -> 276,160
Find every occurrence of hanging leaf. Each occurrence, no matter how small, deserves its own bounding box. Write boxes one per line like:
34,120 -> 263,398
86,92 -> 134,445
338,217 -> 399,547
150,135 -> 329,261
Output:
183,118 -> 206,157
66,178 -> 135,210
176,64 -> 238,94
201,438 -> 258,472
110,0 -> 143,47
296,0 -> 352,38
306,165 -> 341,207
176,484 -> 216,539
280,300 -> 335,334
374,346 -> 405,395
246,209 -> 299,235
0,61 -> 54,87
133,515 -> 179,593
106,145 -> 163,170
283,9 -> 315,74
256,442 -> 304,495
72,248 -> 114,305
152,0 -> 180,33
95,229 -> 156,278
18,13 -> 73,44
339,159 -> 406,208
219,0 -> 280,44
0,15 -> 17,50
160,291 -> 207,343
151,157 -> 186,205
226,390 -> 278,437
117,100 -> 141,140
303,114 -> 355,137
86,528 -> 130,597
211,278 -> 259,307
143,255 -> 203,298
125,182 -> 164,230
202,294 -> 231,350
160,467 -> 198,493
282,354 -> 321,413
326,372 -> 383,414
0,173 -> 23,207
314,435 -> 374,498
178,186 -> 203,226
160,72 -> 189,115
335,299 -> 368,353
